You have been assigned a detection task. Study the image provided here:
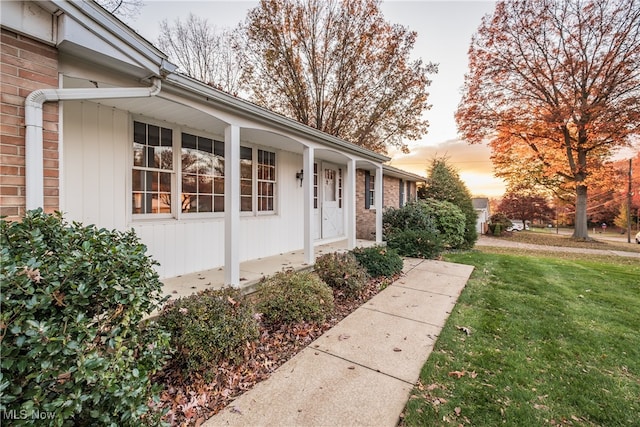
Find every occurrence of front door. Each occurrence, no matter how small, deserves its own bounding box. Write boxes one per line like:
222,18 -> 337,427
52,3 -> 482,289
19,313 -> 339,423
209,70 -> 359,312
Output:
321,164 -> 343,239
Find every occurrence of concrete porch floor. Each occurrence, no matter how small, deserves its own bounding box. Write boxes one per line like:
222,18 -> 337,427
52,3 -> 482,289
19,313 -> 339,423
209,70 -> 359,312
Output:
161,239 -> 380,301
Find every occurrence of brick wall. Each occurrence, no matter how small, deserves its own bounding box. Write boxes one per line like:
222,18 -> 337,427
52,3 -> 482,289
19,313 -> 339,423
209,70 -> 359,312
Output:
355,170 -> 405,240
1,29 -> 59,220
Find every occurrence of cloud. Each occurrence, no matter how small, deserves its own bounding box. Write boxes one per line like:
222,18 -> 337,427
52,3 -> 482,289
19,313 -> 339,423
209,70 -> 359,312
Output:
388,138 -> 506,197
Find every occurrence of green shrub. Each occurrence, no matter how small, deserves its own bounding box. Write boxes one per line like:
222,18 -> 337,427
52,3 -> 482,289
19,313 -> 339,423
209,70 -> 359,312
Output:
0,209 -> 170,426
383,201 -> 438,237
314,252 -> 370,297
489,212 -> 512,235
419,199 -> 466,248
493,223 -> 502,236
386,229 -> 444,259
351,246 -> 403,278
158,287 -> 258,376
257,271 -> 334,324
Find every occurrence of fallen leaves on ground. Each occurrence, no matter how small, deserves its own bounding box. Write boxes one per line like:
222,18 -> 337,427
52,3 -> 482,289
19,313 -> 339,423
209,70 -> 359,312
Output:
154,276 -> 394,426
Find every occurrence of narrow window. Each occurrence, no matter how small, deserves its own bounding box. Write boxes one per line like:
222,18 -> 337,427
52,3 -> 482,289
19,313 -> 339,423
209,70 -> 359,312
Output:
257,149 -> 276,212
240,146 -> 253,212
364,171 -> 377,209
338,168 -> 343,208
132,121 -> 173,214
313,163 -> 318,209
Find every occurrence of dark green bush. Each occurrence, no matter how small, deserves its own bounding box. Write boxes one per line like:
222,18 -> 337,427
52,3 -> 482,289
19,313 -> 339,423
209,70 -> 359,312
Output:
386,229 -> 444,259
489,212 -> 512,235
0,209 -> 170,426
314,252 -> 370,297
256,271 -> 334,324
351,246 -> 403,278
158,287 -> 258,376
383,201 -> 438,237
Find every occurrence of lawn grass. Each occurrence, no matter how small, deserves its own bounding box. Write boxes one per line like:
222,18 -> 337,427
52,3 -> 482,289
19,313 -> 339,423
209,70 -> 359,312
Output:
401,249 -> 640,426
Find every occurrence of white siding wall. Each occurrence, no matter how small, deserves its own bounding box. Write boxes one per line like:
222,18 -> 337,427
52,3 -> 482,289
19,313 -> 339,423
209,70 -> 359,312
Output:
62,101 -> 306,279
62,101 -> 128,230
240,150 -> 304,261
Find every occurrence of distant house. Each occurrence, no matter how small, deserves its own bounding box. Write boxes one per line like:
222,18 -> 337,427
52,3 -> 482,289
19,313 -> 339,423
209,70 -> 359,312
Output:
472,198 -> 491,234
0,0 -> 421,286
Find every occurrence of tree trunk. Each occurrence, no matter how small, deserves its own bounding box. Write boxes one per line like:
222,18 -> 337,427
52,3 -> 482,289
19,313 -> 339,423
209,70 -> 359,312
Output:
573,184 -> 589,239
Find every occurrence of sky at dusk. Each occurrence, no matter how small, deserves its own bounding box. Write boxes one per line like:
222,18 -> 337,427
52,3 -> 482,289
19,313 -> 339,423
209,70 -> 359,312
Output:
131,0 -> 505,196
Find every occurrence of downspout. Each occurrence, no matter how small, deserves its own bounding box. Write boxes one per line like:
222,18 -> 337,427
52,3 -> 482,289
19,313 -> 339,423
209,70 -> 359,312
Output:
24,78 -> 162,210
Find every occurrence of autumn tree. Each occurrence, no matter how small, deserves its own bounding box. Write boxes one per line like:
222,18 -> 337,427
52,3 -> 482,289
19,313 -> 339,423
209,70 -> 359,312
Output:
418,157 -> 478,249
498,186 -> 554,229
157,14 -> 243,95
238,0 -> 436,153
456,0 -> 640,239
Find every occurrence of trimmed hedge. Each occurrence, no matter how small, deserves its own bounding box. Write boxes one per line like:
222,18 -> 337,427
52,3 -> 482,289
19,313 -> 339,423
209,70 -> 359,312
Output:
351,246 -> 403,278
157,287 -> 259,378
257,271 -> 334,324
314,252 -> 370,297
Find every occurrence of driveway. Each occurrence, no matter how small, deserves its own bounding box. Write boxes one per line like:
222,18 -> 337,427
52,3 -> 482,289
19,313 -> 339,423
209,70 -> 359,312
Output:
475,235 -> 640,259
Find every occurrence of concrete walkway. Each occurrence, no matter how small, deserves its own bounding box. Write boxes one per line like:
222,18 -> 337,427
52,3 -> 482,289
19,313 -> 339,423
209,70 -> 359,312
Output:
203,258 -> 474,427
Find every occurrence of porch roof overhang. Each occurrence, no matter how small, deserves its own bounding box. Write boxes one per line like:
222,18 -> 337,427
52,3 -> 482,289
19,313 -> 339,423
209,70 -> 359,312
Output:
382,164 -> 427,182
161,73 -> 391,164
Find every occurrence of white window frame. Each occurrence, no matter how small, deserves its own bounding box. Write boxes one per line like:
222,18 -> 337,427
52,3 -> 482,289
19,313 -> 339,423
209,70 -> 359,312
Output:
179,130 -> 225,218
239,144 -> 279,216
131,118 -> 176,220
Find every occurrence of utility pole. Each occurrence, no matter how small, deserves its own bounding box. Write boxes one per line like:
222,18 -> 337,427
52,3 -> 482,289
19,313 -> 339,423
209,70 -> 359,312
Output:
628,158 -> 632,244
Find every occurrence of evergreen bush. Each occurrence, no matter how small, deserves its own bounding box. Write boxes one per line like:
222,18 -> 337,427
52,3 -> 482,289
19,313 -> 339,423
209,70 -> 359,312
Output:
257,271 -> 334,324
0,210 -> 170,426
158,287 -> 258,377
314,252 -> 370,297
386,229 -> 444,259
351,246 -> 403,278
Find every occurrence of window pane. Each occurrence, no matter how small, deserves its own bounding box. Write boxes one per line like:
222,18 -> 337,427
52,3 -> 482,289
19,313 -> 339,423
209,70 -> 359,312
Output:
199,137 -> 213,154
132,169 -> 145,192
214,196 -> 224,212
181,194 -> 197,213
214,141 -> 224,157
134,121 -> 146,144
148,125 -> 160,146
183,133 -> 197,150
241,196 -> 252,212
198,195 -> 212,212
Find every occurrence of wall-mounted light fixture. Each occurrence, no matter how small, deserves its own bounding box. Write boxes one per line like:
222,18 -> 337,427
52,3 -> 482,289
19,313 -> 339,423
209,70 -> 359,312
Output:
296,169 -> 304,187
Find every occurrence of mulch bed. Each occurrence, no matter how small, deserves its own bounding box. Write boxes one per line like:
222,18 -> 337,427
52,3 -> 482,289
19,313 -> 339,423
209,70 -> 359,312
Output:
153,276 -> 396,426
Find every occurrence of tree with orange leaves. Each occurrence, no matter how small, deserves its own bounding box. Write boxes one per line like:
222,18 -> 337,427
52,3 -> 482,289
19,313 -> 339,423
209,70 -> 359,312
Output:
456,0 -> 640,239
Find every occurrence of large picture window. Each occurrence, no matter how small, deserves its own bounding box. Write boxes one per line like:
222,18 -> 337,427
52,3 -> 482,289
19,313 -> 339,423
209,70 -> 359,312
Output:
181,133 -> 224,213
132,121 -> 278,217
132,121 -> 173,214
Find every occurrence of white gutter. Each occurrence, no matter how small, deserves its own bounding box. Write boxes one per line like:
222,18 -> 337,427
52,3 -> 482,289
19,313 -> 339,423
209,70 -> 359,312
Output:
24,78 -> 162,210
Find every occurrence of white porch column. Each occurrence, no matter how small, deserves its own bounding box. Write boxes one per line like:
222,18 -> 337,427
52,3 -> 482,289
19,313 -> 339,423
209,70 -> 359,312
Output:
375,165 -> 383,243
346,159 -> 357,249
224,124 -> 240,286
303,146 -> 315,264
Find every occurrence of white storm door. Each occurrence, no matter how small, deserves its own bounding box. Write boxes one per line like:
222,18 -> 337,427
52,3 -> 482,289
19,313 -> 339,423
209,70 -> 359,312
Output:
321,164 -> 343,239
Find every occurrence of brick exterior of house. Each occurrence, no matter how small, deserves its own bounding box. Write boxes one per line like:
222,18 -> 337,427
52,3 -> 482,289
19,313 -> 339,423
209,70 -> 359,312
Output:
1,29 -> 59,220
355,169 -> 417,240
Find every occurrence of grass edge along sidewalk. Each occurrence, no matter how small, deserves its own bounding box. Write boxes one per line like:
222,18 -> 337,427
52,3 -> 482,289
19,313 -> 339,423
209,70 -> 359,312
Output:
401,250 -> 640,426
